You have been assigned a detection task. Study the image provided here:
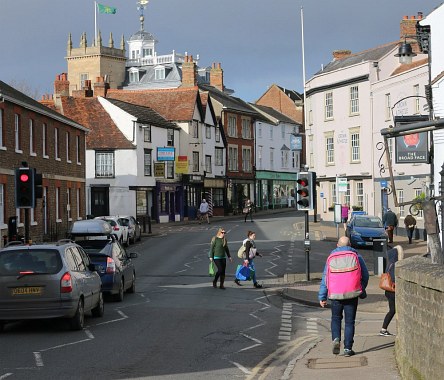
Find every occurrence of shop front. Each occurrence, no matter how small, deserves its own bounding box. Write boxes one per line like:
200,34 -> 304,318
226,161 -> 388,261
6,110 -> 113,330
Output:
182,174 -> 204,221
156,182 -> 183,223
256,171 -> 297,210
203,177 -> 226,217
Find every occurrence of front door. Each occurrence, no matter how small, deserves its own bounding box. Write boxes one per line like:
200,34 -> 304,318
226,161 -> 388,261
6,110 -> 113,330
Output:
91,187 -> 109,217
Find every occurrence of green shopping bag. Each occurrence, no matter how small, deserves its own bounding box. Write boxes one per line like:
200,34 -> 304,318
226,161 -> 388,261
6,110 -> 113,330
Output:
209,261 -> 216,277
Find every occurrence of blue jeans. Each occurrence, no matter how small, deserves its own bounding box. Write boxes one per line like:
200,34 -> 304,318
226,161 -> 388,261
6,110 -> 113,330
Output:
330,297 -> 359,350
249,259 -> 257,283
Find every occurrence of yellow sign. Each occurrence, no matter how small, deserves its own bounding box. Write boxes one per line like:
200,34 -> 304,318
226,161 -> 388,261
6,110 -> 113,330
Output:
175,156 -> 188,174
154,163 -> 165,177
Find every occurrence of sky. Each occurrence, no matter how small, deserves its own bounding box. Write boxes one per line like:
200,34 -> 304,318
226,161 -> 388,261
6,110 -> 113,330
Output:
0,0 -> 443,102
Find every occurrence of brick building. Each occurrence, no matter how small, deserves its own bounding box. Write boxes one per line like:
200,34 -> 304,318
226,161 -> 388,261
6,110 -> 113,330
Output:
0,80 -> 88,245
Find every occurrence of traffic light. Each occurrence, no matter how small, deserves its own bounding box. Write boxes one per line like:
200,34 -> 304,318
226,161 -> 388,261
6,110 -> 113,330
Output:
296,171 -> 316,211
15,167 -> 35,208
34,169 -> 43,199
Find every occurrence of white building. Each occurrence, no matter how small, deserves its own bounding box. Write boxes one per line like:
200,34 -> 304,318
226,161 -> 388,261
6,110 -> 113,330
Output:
250,104 -> 301,209
305,14 -> 430,232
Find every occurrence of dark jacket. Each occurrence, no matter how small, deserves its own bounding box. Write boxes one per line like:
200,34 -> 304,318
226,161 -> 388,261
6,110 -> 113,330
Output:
383,210 -> 398,227
386,247 -> 399,283
404,215 -> 416,228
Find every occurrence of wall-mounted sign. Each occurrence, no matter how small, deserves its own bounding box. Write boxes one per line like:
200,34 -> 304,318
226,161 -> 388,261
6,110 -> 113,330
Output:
337,177 -> 348,192
157,147 -> 175,161
290,135 -> 302,150
154,162 -> 165,177
394,115 -> 430,164
175,155 -> 188,174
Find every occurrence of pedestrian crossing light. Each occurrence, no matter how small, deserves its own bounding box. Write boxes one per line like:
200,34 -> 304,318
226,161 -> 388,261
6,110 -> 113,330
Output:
15,167 -> 35,208
296,171 -> 316,211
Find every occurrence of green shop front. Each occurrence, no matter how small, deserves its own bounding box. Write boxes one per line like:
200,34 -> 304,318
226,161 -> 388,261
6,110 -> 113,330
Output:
256,171 -> 297,210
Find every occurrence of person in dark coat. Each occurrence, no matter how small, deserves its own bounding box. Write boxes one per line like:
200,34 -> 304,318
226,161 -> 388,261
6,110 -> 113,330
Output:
404,214 -> 416,244
382,209 -> 398,243
380,245 -> 404,336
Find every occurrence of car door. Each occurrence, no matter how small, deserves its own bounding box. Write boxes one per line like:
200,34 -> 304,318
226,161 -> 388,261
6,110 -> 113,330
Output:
77,246 -> 101,305
113,242 -> 132,291
69,247 -> 95,311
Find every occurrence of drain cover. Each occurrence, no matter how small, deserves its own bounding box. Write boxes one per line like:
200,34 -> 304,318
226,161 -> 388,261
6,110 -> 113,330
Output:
307,356 -> 368,369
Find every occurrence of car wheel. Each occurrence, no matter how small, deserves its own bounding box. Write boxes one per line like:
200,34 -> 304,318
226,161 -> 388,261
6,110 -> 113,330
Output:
130,234 -> 135,245
136,230 -> 141,242
91,292 -> 104,317
125,235 -> 130,247
128,273 -> 136,294
119,236 -> 123,245
70,298 -> 85,331
114,279 -> 124,302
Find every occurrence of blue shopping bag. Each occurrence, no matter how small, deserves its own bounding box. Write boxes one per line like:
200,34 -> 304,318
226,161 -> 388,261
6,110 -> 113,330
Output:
235,264 -> 254,281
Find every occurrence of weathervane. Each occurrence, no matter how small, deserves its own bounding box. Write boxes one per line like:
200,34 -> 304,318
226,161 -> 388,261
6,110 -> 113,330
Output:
137,0 -> 149,31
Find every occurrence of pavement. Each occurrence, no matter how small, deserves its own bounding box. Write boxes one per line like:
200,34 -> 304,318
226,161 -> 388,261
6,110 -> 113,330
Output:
142,210 -> 428,380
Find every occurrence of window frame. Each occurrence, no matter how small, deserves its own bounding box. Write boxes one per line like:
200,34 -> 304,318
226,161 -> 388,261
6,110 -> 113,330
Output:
144,149 -> 152,176
95,151 -> 115,178
325,91 -> 333,120
350,85 -> 359,115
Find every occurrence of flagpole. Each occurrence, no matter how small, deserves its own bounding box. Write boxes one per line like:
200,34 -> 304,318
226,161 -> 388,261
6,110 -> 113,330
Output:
94,1 -> 98,46
301,6 -> 307,135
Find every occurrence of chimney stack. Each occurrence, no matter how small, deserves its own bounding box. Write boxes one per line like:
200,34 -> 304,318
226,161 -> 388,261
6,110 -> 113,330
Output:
400,14 -> 422,54
93,76 -> 109,97
181,55 -> 197,87
54,73 -> 70,96
210,62 -> 224,91
332,50 -> 352,61
72,80 -> 93,98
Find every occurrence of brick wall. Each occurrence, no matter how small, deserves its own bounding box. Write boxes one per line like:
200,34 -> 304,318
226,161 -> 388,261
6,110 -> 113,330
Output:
395,256 -> 444,379
0,99 -> 86,245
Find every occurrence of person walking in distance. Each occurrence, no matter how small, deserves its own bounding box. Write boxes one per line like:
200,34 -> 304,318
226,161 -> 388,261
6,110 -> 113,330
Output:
235,230 -> 263,288
404,214 -> 416,244
199,198 -> 210,224
341,203 -> 350,231
318,236 -> 369,357
209,228 -> 232,289
380,245 -> 404,336
382,208 -> 398,243
244,199 -> 254,223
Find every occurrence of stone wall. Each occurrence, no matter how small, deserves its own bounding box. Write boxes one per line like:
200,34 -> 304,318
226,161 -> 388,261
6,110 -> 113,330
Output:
396,256 -> 444,380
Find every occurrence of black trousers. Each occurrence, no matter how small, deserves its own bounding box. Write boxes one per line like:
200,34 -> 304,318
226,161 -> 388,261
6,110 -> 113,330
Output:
382,290 -> 396,329
213,258 -> 227,284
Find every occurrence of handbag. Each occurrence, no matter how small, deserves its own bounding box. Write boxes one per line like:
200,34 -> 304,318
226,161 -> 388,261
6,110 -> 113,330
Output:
209,261 -> 216,277
243,207 -> 250,214
379,263 -> 395,292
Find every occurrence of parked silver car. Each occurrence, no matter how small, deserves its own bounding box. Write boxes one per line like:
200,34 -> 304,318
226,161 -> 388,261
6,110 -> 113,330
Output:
0,240 -> 104,331
94,216 -> 129,246
120,216 -> 142,244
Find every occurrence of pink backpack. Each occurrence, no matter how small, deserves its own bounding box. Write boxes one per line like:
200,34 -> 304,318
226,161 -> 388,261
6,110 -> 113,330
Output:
326,250 -> 362,300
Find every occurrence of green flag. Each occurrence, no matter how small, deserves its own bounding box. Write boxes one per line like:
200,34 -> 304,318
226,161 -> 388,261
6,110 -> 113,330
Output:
97,3 -> 117,14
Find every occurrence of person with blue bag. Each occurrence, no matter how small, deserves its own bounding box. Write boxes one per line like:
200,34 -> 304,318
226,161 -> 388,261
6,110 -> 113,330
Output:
209,228 -> 232,289
235,230 -> 263,288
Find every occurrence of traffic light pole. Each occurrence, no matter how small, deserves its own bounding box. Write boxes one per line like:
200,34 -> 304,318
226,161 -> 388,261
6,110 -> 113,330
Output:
24,208 -> 30,244
304,210 -> 310,281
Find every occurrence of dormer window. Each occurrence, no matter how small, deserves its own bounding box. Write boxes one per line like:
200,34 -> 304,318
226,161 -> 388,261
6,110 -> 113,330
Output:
155,66 -> 165,80
129,68 -> 140,83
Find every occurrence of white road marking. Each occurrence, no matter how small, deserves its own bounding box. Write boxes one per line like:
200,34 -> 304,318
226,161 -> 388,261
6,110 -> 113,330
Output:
230,361 -> 252,375
84,329 -> 94,339
33,352 -> 43,367
39,339 -> 91,352
0,373 -> 13,379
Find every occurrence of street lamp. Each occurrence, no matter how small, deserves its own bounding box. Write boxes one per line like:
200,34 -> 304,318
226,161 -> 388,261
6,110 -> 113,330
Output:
395,39 -> 417,64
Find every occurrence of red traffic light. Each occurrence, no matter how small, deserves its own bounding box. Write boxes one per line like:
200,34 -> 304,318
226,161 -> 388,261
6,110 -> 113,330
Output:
20,173 -> 30,182
297,178 -> 309,187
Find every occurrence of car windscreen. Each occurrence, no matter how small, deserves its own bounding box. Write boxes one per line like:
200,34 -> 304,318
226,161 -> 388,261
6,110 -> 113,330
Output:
0,249 -> 63,275
75,240 -> 113,255
355,218 -> 383,228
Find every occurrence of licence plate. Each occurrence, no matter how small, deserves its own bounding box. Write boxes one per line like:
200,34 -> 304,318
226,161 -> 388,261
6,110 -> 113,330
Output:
12,287 -> 42,296
365,242 -> 373,246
